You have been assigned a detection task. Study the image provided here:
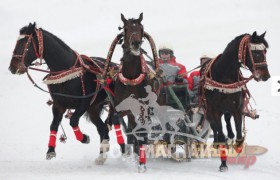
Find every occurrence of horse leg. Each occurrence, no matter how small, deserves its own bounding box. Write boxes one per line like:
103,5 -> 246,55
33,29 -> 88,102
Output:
232,111 -> 245,153
137,130 -> 148,173
105,104 -> 127,154
87,104 -> 110,165
209,122 -> 218,147
127,114 -> 138,156
224,112 -> 235,145
207,110 -> 228,171
112,112 -> 126,154
69,105 -> 90,144
46,103 -> 66,160
215,115 -> 228,172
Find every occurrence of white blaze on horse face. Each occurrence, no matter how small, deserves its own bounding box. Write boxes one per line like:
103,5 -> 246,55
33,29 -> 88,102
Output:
17,35 -> 26,40
131,49 -> 140,56
253,70 -> 261,81
250,43 -> 266,50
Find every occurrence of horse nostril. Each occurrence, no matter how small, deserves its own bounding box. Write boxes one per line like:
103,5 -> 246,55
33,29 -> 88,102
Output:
8,66 -> 15,74
262,74 -> 271,81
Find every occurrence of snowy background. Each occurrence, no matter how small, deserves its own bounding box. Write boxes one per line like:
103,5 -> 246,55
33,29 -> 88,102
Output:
1,0 -> 280,179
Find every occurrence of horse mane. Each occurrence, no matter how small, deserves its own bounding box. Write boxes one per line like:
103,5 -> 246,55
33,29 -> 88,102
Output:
19,24 -> 72,52
19,26 -> 29,34
41,29 -> 72,52
222,34 -> 248,54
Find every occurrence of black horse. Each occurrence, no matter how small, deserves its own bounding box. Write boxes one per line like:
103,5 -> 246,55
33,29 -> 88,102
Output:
200,32 -> 270,171
9,23 -> 111,164
110,13 -> 153,172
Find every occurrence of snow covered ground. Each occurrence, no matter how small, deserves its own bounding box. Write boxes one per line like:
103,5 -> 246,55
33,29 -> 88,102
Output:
1,0 -> 280,179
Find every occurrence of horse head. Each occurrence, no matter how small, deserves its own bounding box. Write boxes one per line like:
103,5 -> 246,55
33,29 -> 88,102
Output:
9,22 -> 41,74
121,13 -> 144,56
243,31 -> 270,81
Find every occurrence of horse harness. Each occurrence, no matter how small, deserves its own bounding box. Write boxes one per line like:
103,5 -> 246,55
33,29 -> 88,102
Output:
12,28 -> 44,66
13,28 -> 105,105
199,35 -> 267,132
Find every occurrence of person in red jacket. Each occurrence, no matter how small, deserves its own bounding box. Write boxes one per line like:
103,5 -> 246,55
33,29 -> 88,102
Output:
158,43 -> 188,83
188,54 -> 213,91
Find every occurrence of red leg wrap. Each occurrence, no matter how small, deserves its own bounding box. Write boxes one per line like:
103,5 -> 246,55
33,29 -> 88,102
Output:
219,145 -> 227,161
114,124 -> 125,144
73,126 -> 83,141
139,145 -> 146,164
48,130 -> 57,147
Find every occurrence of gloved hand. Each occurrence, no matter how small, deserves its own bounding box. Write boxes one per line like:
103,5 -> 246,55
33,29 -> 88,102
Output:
175,75 -> 183,83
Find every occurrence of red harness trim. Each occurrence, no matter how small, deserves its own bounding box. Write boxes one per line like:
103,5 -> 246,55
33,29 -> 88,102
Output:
238,35 -> 267,74
102,78 -> 115,96
35,29 -> 44,64
44,67 -> 84,82
117,54 -> 147,85
202,53 -> 253,94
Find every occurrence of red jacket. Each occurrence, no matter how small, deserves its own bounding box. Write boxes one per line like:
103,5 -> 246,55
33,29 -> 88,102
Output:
188,70 -> 200,90
159,57 -> 188,81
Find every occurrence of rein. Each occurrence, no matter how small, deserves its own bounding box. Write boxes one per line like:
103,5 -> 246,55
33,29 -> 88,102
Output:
26,70 -> 104,99
13,28 -> 44,66
238,35 -> 267,73
14,28 -> 105,100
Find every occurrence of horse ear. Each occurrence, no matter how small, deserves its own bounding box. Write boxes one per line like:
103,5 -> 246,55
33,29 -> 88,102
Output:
32,22 -> 36,30
252,31 -> 257,38
27,22 -> 36,34
260,31 -> 266,38
121,13 -> 127,24
138,12 -> 143,22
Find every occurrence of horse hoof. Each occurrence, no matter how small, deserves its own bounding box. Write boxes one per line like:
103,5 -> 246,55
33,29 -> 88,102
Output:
212,143 -> 219,149
81,134 -> 90,144
46,152 -> 56,160
226,138 -> 234,146
100,139 -> 110,153
219,164 -> 228,172
138,164 -> 147,173
95,153 -> 107,165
